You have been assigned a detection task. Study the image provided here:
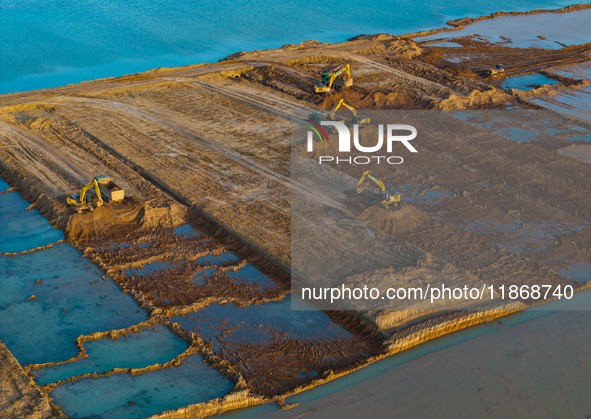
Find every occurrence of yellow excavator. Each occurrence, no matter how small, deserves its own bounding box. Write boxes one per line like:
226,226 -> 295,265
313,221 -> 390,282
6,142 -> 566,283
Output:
315,63 -> 353,93
356,171 -> 400,209
308,99 -> 369,129
331,99 -> 370,125
67,175 -> 124,213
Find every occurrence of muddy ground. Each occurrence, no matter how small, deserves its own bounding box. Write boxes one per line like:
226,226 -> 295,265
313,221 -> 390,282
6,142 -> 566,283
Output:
1,4 -> 591,417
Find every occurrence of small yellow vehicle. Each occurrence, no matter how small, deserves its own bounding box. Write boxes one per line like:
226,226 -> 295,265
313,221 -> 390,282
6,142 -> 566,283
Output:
315,63 -> 353,93
331,99 -> 370,125
356,170 -> 400,209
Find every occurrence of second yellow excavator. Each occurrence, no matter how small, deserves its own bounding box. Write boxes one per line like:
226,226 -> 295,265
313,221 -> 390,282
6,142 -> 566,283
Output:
356,170 -> 400,209
331,99 -> 370,126
315,63 -> 353,93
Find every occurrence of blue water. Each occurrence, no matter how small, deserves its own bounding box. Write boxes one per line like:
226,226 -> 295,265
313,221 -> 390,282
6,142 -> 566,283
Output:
0,242 -> 147,365
50,354 -> 234,419
0,191 -> 64,254
502,73 -> 560,90
123,261 -> 177,277
32,326 -> 188,385
0,178 -> 10,192
0,0 -> 578,94
195,252 -> 240,265
225,264 -> 275,285
0,186 -> 146,365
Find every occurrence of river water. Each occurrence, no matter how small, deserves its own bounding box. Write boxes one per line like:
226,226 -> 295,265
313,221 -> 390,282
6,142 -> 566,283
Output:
0,0 -> 578,93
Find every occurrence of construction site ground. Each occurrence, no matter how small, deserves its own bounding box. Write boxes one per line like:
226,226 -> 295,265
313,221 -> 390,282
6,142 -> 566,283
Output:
1,5 -> 591,417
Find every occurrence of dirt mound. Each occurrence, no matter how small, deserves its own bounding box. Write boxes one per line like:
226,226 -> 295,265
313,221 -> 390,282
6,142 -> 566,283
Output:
241,66 -> 314,97
437,88 -> 511,110
355,38 -> 423,60
281,40 -> 323,50
359,205 -> 429,236
66,199 -> 187,242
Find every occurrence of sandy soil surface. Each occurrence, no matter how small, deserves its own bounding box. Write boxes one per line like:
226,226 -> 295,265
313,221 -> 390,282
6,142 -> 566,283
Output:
1,5 -> 591,417
0,341 -> 58,418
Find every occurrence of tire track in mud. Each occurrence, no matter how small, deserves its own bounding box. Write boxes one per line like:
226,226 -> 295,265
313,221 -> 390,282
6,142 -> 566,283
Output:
48,96 -> 352,215
189,80 -> 312,121
0,120 -> 88,192
338,52 -> 460,96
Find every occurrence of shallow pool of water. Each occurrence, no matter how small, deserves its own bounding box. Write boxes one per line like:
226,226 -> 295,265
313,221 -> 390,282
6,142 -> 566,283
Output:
33,326 -> 188,385
194,252 -> 240,266
0,243 -> 147,365
559,263 -> 591,283
50,354 -> 234,419
225,264 -> 275,286
502,73 -> 559,90
0,191 -> 64,253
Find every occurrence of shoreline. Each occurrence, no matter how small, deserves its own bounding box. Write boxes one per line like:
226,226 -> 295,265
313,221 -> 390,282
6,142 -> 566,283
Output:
1,3 -> 590,97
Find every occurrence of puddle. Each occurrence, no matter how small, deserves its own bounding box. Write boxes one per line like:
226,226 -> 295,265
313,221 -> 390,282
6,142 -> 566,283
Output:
0,243 -> 147,365
50,355 -> 234,419
173,296 -> 353,347
124,261 -> 177,277
559,263 -> 591,283
193,268 -> 218,284
495,127 -> 539,142
173,224 -> 203,239
532,85 -> 591,123
32,326 -> 188,386
425,41 -> 464,47
194,252 -> 240,266
502,73 -> 559,91
445,56 -> 471,63
566,134 -> 591,143
550,61 -> 591,81
466,220 -> 521,235
496,221 -> 587,255
0,190 -> 64,253
225,264 -> 275,286
394,185 -> 451,207
451,110 -> 589,142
